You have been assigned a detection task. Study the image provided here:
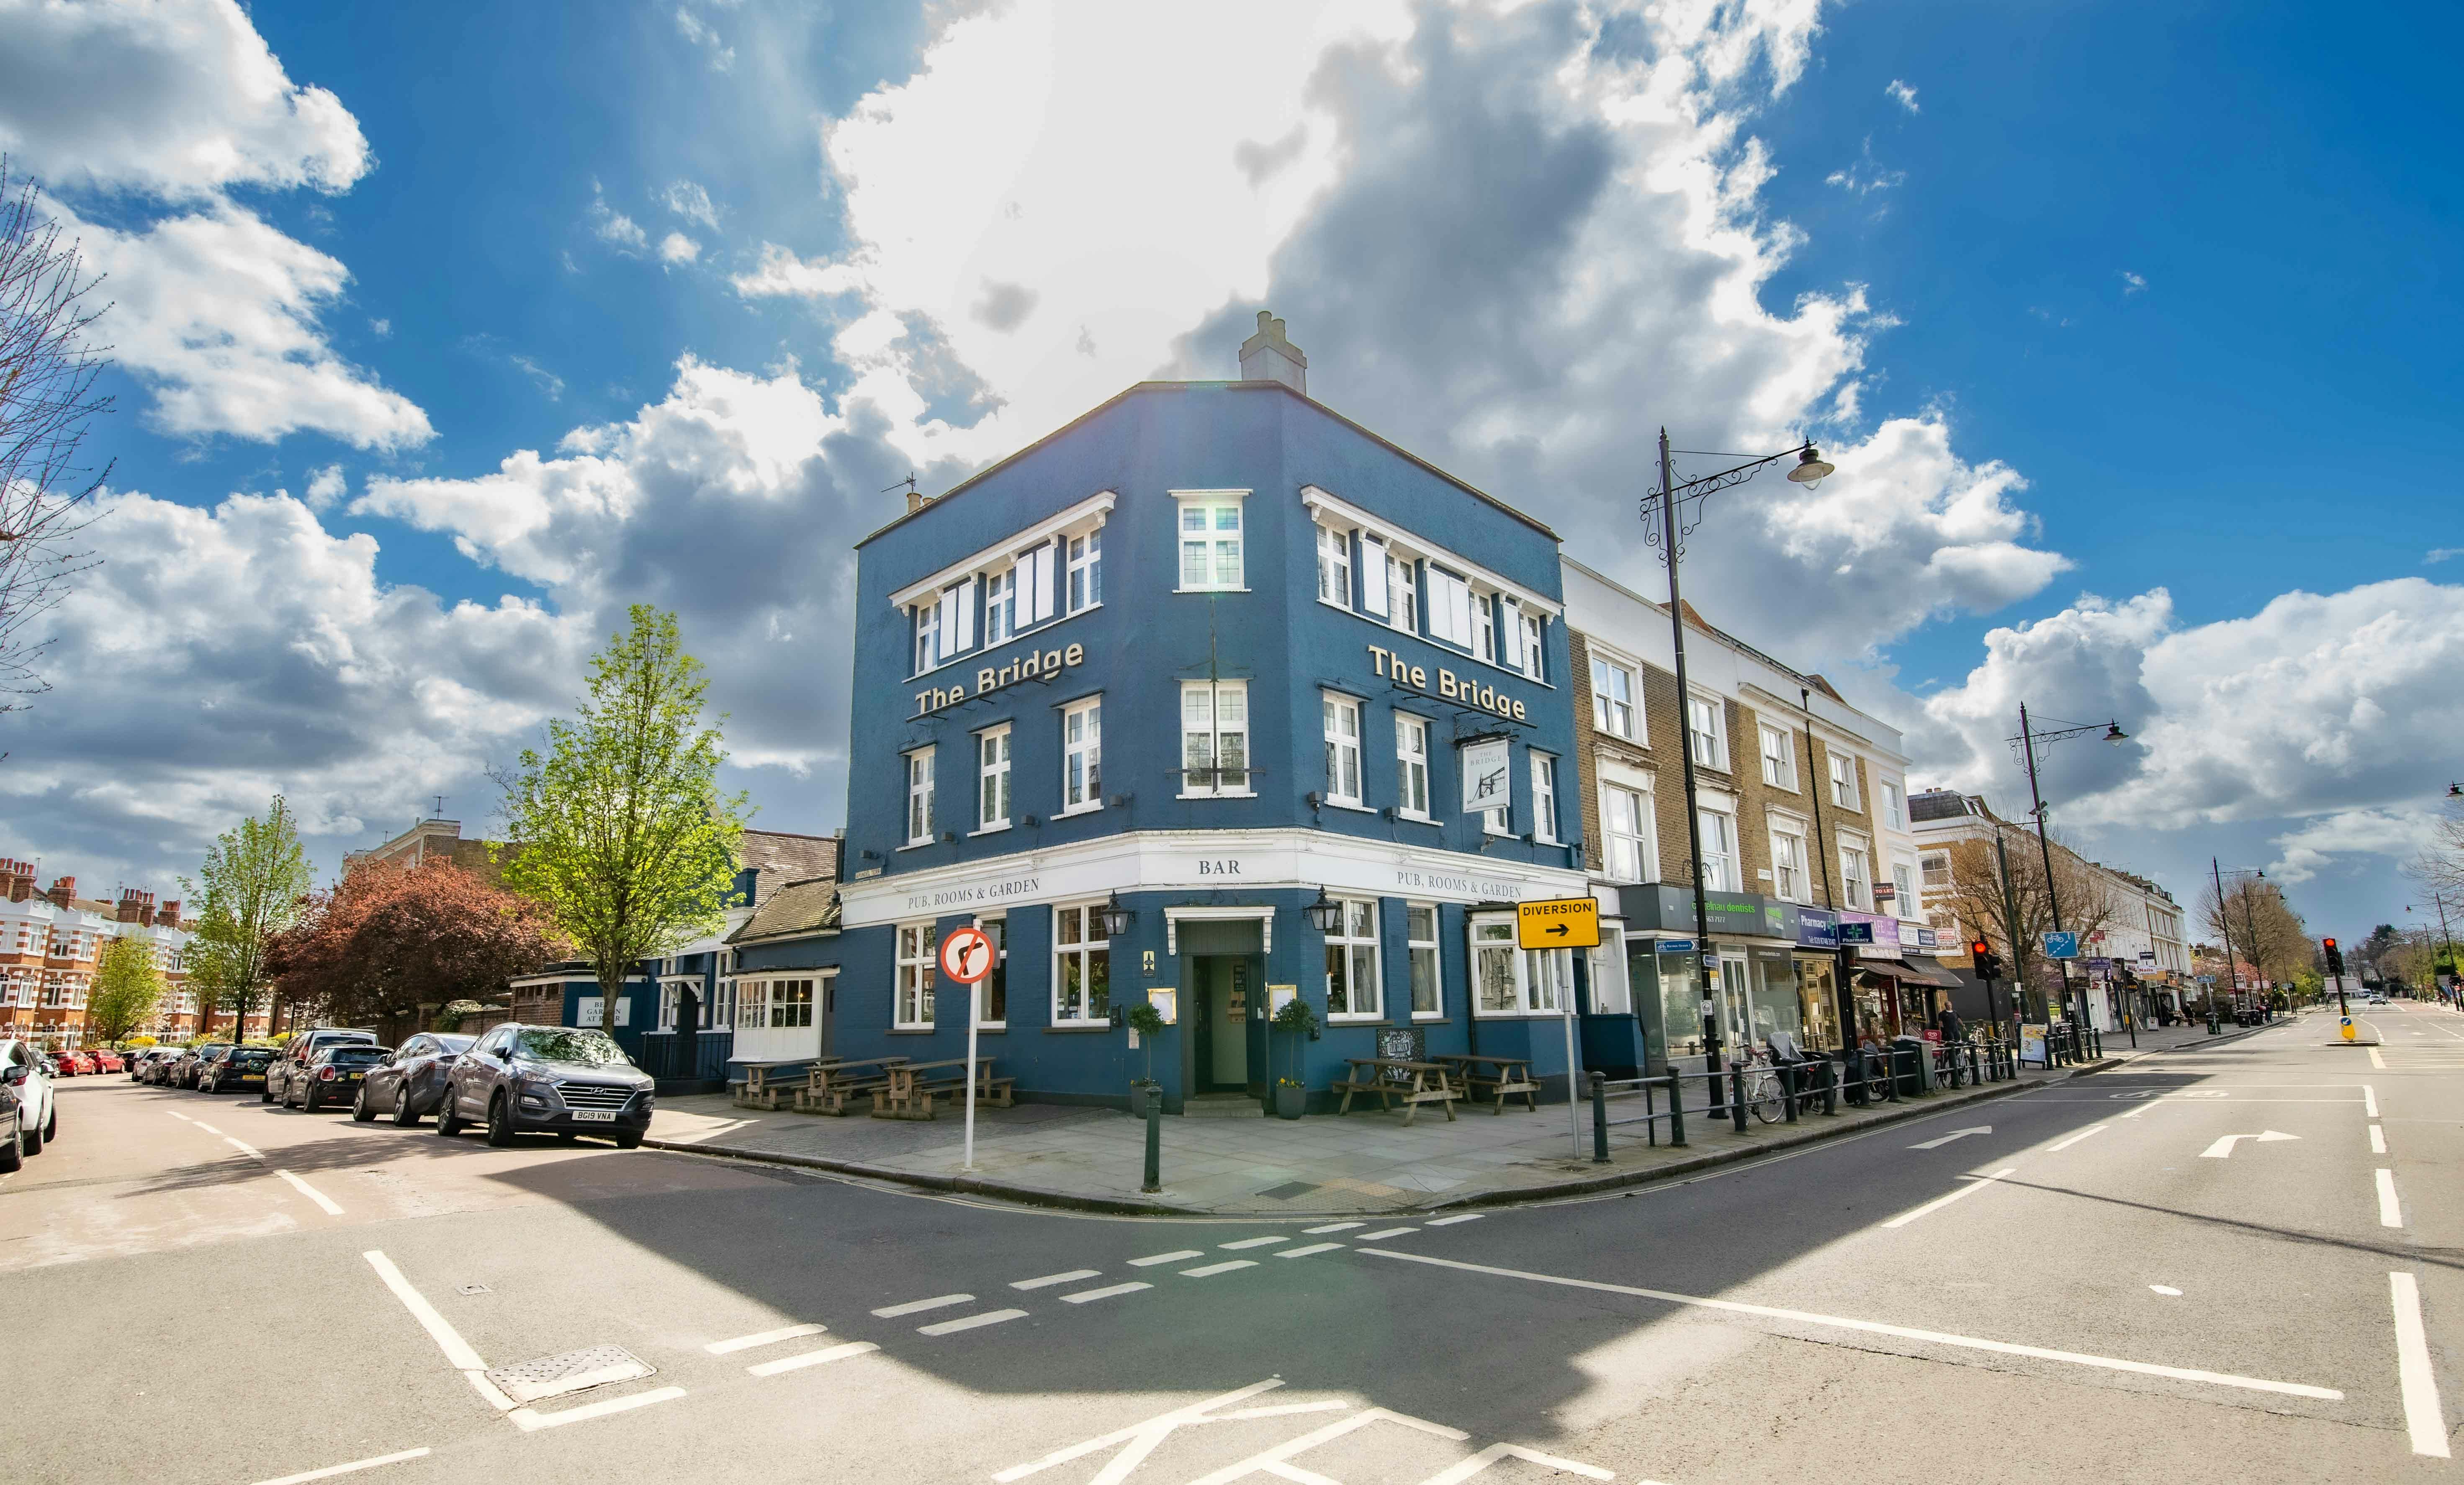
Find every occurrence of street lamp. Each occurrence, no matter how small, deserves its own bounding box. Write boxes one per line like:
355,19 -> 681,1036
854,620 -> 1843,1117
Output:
1301,889 -> 1344,935
2009,707 -> 2131,1048
1640,429 -> 1836,1074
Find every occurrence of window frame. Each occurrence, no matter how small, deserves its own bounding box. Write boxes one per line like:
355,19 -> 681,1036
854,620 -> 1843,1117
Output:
983,564 -> 1017,646
912,600 -> 941,676
1388,555 -> 1419,634
1315,524 -> 1353,609
1839,835 -> 1873,912
1061,695 -> 1103,814
1516,609 -> 1545,681
1829,752 -> 1861,812
1175,491 -> 1247,592
769,977 -> 815,1029
1320,691 -> 1365,807
1529,751 -> 1559,844
1590,655 -> 1638,740
1179,680 -> 1251,798
1065,527 -> 1102,613
1051,902 -> 1112,1027
1697,803 -> 1740,892
895,923 -> 937,1029
1768,815 -> 1810,904
904,747 -> 936,846
1601,779 -> 1655,884
1322,897 -> 1382,1021
1687,694 -> 1729,772
975,725 -> 1012,832
1587,926 -> 1632,1015
973,915 -> 1007,1029
1880,778 -> 1904,831
1758,723 -> 1797,791
1470,912 -> 1571,1018
1394,712 -> 1432,820
1407,903 -> 1443,1020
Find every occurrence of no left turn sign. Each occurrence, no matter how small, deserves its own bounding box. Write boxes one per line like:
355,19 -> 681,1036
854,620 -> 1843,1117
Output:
939,925 -> 994,985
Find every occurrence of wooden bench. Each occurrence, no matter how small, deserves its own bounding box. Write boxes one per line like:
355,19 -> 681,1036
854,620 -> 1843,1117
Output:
1434,1053 -> 1539,1114
733,1059 -> 820,1111
1332,1058 -> 1460,1126
869,1058 -> 1013,1120
792,1056 -> 910,1116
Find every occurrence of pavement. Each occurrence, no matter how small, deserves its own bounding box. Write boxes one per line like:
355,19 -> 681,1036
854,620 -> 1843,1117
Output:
11,1000 -> 2455,1485
640,1019 -> 2271,1215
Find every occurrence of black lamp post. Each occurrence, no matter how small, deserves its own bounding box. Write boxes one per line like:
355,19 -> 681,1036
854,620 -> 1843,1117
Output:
2009,706 -> 2128,1046
1098,892 -> 1134,940
1640,430 -> 1833,1074
1302,889 -> 1344,935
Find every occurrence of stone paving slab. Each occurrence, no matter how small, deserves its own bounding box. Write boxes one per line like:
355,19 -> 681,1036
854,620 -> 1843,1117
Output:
643,1056 -> 2134,1216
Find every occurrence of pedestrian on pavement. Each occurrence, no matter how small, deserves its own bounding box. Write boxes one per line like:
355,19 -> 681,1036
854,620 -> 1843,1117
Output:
1935,1003 -> 1964,1044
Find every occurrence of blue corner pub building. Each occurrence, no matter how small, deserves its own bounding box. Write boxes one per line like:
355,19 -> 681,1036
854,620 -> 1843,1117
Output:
733,316 -> 1628,1112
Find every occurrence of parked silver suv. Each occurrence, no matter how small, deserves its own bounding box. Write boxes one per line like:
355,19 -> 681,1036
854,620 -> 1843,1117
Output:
437,1023 -> 652,1148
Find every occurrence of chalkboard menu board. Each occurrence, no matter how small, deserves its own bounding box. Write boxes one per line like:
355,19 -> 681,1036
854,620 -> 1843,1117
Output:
1375,1027 -> 1426,1078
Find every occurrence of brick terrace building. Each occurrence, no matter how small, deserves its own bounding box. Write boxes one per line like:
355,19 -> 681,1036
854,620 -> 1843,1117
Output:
0,860 -> 238,1046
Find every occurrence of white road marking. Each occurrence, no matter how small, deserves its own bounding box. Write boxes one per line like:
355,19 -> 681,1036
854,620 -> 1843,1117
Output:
1361,1249 -> 2344,1401
362,1250 -> 515,1412
2369,1047 -> 2387,1069
1881,1168 -> 2018,1228
1128,1249 -> 1204,1267
2370,1125 -> 2387,1154
705,1322 -> 825,1354
165,1111 -> 195,1124
872,1293 -> 972,1317
2377,1169 -> 2404,1228
1424,1213 -> 1484,1226
2149,1285 -> 2182,1296
278,1170 -> 344,1215
1358,1226 -> 1417,1240
248,1447 -> 432,1485
1277,1243 -> 1345,1258
918,1308 -> 1027,1336
2047,1124 -> 2109,1152
509,1387 -> 686,1432
1181,1260 -> 1258,1277
1909,1125 -> 1993,1150
2199,1131 -> 2299,1159
1417,1441 -> 1618,1483
1303,1222 -> 1363,1234
192,1121 -> 222,1134
1219,1235 -> 1289,1250
2363,1084 -> 2379,1117
224,1136 -> 264,1159
1012,1269 -> 1103,1290
746,1341 -> 878,1377
1061,1282 -> 1152,1304
992,1379 -> 1289,1482
2392,1273 -> 2451,1458
1183,1405 -> 1469,1485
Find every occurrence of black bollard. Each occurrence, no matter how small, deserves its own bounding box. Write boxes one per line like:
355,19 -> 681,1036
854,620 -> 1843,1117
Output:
1729,1066 -> 1748,1133
1664,1066 -> 1687,1147
1140,1082 -> 1161,1194
1590,1072 -> 1610,1163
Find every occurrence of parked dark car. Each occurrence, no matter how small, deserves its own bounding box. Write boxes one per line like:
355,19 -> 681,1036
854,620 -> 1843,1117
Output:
169,1044 -> 231,1090
135,1048 -> 183,1084
290,1043 -> 390,1112
263,1028 -> 378,1105
0,1082 -> 20,1173
199,1046 -> 276,1094
188,1046 -> 238,1088
437,1024 -> 652,1148
353,1033 -> 476,1126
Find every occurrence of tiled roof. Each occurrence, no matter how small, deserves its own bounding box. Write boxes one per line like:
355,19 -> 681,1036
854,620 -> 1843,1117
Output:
727,876 -> 841,944
740,830 -> 838,905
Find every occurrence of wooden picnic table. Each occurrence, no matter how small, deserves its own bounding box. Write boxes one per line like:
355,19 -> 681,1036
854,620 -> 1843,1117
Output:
1331,1058 -> 1460,1125
1432,1053 -> 1539,1114
792,1055 -> 911,1116
734,1057 -> 826,1111
870,1057 -> 1013,1120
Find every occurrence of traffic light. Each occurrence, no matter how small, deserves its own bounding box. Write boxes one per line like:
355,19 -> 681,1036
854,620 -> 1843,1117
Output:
2323,938 -> 2345,976
1970,938 -> 2004,981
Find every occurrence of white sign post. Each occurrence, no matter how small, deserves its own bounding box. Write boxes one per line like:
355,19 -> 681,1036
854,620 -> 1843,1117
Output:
939,925 -> 995,1172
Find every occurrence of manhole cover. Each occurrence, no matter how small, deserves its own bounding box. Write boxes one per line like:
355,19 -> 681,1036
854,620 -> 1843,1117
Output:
1255,1181 -> 1321,1200
484,1344 -> 654,1405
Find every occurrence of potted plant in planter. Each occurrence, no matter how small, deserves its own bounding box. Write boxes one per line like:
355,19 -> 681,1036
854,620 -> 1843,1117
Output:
1270,996 -> 1317,1118
1126,1002 -> 1167,1114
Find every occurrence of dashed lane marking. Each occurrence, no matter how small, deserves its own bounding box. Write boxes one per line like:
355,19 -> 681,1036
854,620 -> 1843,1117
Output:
872,1293 -> 972,1318
1128,1250 -> 1204,1267
746,1341 -> 878,1377
918,1308 -> 1027,1336
249,1447 -> 432,1485
2364,1084 -> 2379,1118
1276,1243 -> 1345,1259
706,1323 -> 825,1354
1424,1213 -> 1483,1226
1303,1222 -> 1363,1234
1012,1269 -> 1103,1290
2047,1124 -> 2109,1153
1180,1260 -> 1258,1278
278,1169 -> 344,1215
1360,1249 -> 2345,1402
1881,1168 -> 2017,1228
2371,1125 -> 2387,1154
2392,1273 -> 2450,1458
1219,1236 -> 1288,1250
2377,1169 -> 2404,1228
224,1136 -> 264,1159
1357,1227 -> 1417,1240
1061,1282 -> 1152,1304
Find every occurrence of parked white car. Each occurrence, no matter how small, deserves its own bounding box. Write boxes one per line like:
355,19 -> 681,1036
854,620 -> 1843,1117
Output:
0,1039 -> 57,1158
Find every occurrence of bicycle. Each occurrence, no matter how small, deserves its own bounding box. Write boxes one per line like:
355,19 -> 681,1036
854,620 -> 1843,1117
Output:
1735,1051 -> 1788,1124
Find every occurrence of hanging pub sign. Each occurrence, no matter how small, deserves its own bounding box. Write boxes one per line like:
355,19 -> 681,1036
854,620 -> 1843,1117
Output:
1460,737 -> 1510,814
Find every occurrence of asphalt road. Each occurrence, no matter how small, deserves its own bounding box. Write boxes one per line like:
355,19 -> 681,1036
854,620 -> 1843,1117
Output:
8,1003 -> 2458,1485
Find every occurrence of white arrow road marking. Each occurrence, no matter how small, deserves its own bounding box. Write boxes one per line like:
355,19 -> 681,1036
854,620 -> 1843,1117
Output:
1909,1126 -> 1993,1150
2198,1131 -> 2300,1159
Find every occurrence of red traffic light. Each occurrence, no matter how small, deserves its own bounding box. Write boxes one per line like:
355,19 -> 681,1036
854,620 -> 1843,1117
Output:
2322,938 -> 2337,950
1969,939 -> 1991,958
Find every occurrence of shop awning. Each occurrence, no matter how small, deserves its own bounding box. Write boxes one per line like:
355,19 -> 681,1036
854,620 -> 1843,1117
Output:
1893,956 -> 1965,989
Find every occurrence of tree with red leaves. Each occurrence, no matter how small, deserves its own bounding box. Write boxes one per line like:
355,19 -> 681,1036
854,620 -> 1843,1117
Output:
268,859 -> 567,1042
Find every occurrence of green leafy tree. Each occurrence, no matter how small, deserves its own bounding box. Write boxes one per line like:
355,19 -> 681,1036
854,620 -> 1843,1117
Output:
185,794 -> 313,1038
84,935 -> 163,1044
499,606 -> 747,1014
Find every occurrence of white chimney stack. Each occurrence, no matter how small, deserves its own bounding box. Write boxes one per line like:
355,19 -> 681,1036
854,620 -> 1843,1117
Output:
1238,310 -> 1307,395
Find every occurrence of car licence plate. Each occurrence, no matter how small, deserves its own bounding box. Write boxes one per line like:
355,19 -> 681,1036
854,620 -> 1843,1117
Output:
571,1110 -> 617,1122
241,1075 -> 263,1084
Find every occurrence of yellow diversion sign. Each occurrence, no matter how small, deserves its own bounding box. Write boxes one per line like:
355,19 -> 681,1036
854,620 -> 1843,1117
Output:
1516,897 -> 1602,950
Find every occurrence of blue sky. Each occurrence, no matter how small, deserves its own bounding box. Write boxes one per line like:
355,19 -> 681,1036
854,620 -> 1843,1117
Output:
5,0 -> 2459,945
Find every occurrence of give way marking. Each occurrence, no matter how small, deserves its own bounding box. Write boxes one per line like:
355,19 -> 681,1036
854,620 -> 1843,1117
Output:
2199,1131 -> 2299,1159
1908,1126 -> 1991,1150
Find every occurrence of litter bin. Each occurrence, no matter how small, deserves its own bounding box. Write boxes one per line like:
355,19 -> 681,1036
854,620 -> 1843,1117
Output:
1891,1036 -> 1930,1096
